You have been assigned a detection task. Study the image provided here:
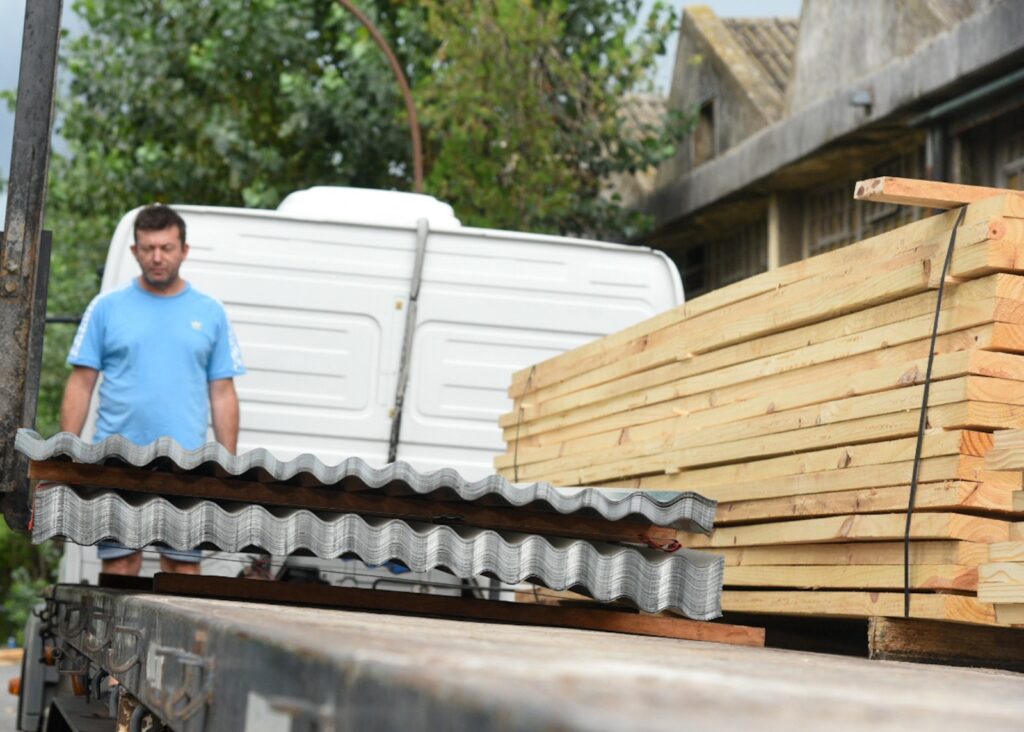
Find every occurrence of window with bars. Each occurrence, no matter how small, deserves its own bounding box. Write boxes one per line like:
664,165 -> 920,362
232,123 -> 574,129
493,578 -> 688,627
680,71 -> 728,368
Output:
677,218 -> 767,298
999,109 -> 1024,190
803,148 -> 925,257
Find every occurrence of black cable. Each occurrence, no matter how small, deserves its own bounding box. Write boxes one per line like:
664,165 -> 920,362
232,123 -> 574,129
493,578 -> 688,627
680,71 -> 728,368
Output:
904,205 -> 967,618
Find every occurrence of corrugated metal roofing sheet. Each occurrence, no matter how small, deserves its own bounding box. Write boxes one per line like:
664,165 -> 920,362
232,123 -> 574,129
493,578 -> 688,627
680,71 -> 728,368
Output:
32,484 -> 723,619
16,430 -> 716,532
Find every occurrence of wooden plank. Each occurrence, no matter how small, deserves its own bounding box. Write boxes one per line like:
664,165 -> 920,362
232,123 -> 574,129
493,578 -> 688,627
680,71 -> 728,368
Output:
978,562 -> 1024,602
600,434 -> 1001,500
988,541 -> 1024,561
723,564 -> 977,591
508,236 -> 1009,424
721,590 -> 998,624
499,375 -> 1024,473
709,541 -> 990,567
510,196 -> 1020,396
994,604 -> 1024,624
517,401 -> 1024,486
854,177 -> 1024,210
502,325 -> 1023,443
681,513 -> 1011,549
714,481 -> 1019,525
512,273 -> 1024,415
510,217 -> 1023,403
986,428 -> 1024,469
151,573 -> 767,647
868,616 -> 1024,671
26,460 -> 672,546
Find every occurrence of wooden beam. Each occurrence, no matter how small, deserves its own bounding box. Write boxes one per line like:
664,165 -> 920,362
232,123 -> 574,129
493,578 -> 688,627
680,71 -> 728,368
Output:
510,195 -> 1020,397
681,512 -> 1011,549
517,401 -> 1021,486
151,573 -> 767,646
978,562 -> 1024,603
502,325 -> 1022,442
509,273 -> 1024,419
854,177 -> 1024,210
994,604 -> 1024,625
723,563 -> 977,591
599,435 -> 1004,501
721,590 -> 998,624
986,429 -> 1024,470
26,460 -> 673,546
499,376 -> 1024,474
988,541 -> 1024,561
714,481 -> 1019,525
710,541 -> 989,567
868,617 -> 1024,670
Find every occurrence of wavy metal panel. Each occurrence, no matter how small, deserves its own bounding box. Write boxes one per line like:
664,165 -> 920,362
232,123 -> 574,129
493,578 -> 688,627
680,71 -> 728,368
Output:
17,430 -> 715,532
33,485 -> 722,619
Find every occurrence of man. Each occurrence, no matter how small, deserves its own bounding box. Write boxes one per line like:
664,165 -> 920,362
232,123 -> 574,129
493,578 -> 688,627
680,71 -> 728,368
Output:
59,204 -> 246,576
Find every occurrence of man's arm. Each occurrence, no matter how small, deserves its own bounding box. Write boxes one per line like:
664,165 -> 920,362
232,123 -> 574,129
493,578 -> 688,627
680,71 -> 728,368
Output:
209,378 -> 239,453
60,366 -> 100,436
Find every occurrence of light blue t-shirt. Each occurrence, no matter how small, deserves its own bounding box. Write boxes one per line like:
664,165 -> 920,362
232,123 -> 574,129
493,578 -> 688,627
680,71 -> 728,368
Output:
68,280 -> 246,450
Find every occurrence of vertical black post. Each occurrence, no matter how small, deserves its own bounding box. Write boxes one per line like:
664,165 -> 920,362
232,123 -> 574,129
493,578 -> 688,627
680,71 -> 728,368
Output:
0,0 -> 63,530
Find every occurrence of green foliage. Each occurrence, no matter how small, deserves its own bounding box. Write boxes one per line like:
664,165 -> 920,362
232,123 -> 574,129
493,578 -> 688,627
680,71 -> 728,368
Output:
6,1 -> 685,631
36,0 -> 437,440
0,522 -> 60,645
419,0 -> 687,239
30,0 -> 684,438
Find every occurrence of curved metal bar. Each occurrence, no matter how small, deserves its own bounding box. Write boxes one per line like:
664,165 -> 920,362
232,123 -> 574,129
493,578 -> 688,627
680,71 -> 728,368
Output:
334,0 -> 424,192
106,624 -> 146,674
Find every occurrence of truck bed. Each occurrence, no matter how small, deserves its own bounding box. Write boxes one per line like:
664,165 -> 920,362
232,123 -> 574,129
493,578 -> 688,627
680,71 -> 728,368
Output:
46,585 -> 1024,731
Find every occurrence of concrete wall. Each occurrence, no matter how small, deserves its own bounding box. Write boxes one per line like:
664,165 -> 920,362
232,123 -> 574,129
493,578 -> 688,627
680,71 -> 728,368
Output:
655,7 -> 773,188
786,0 -> 999,114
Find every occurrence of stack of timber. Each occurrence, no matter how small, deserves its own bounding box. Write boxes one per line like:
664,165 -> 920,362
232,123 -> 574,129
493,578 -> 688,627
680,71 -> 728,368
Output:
981,428 -> 1024,626
497,178 -> 1024,627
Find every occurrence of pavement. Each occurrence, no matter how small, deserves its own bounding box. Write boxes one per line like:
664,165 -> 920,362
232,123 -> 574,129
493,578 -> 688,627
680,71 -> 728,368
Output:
0,656 -> 19,732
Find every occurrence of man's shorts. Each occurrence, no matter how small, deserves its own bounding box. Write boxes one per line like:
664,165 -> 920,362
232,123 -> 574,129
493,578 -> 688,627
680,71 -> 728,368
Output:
96,540 -> 202,564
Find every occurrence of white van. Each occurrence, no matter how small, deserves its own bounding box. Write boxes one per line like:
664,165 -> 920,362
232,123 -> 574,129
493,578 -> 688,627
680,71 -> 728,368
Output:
60,187 -> 683,583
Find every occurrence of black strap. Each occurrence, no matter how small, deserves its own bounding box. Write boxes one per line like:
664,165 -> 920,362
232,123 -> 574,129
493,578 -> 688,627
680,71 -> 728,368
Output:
904,205 -> 968,617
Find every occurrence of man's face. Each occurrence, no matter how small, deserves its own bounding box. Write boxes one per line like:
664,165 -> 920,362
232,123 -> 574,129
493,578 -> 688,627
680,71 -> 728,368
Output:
132,226 -> 189,290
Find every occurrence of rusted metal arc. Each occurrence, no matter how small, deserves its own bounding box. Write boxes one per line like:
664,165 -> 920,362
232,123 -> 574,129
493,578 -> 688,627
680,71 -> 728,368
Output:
334,0 -> 424,193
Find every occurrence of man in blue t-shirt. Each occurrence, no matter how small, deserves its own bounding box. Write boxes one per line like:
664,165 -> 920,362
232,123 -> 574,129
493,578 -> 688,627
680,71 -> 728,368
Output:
60,204 -> 246,576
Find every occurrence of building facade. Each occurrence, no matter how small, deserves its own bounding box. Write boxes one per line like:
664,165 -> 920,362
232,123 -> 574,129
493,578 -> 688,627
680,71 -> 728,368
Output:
640,0 -> 1024,297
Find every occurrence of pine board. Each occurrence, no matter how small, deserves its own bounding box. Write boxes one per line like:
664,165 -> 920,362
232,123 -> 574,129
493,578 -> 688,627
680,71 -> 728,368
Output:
680,513 -> 1011,549
714,481 -> 1018,525
513,273 -> 1024,414
854,176 -> 1024,209
978,562 -> 1024,602
709,541 -> 990,567
720,590 -> 998,624
510,195 -> 1021,396
723,564 -> 977,591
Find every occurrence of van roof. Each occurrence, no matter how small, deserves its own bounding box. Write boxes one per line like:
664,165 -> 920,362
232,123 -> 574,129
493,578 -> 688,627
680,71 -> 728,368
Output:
167,187 -> 662,256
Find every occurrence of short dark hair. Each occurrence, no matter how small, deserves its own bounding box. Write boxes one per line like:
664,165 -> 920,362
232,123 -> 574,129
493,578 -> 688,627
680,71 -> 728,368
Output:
134,204 -> 186,246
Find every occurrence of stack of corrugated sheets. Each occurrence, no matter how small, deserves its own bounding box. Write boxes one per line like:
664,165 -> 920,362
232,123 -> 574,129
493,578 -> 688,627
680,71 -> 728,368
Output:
19,430 -> 723,620
497,179 -> 1024,625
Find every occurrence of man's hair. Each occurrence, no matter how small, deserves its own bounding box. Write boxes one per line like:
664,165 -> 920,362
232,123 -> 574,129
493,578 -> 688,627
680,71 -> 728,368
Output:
134,204 -> 186,246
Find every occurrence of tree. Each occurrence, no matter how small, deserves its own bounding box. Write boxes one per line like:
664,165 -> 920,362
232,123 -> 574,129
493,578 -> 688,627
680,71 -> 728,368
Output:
418,0 -> 686,239
4,0 -> 685,643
